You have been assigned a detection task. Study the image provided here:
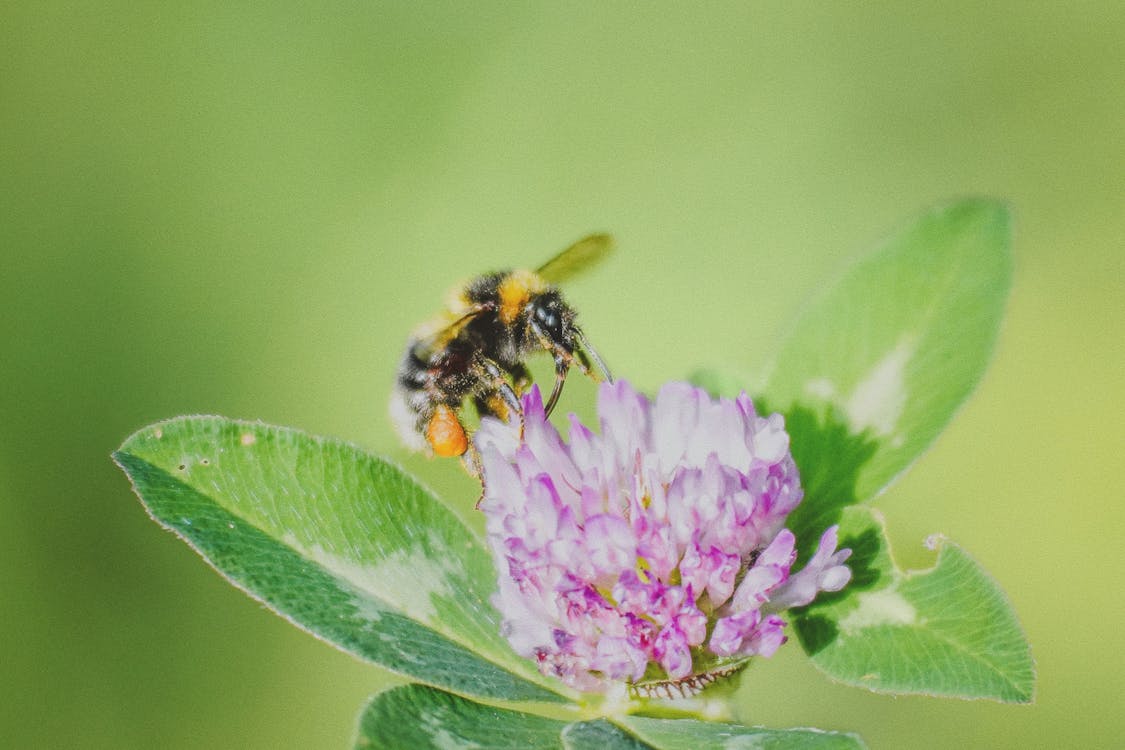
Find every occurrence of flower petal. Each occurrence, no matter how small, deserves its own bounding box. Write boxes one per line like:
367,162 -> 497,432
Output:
476,380 -> 849,691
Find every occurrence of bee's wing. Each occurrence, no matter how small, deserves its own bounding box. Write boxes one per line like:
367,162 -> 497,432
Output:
536,233 -> 614,284
408,304 -> 490,360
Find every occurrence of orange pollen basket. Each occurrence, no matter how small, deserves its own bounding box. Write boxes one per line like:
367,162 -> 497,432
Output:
427,405 -> 469,457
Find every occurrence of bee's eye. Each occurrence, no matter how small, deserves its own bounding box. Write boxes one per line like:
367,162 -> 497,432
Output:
534,301 -> 563,339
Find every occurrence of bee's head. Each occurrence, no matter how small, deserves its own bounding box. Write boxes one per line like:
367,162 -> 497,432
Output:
528,290 -> 574,348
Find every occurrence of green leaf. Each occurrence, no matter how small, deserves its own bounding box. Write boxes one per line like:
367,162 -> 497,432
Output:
759,199 -> 1012,506
618,716 -> 867,749
353,685 -> 656,749
562,720 -> 655,750
113,416 -> 563,703
776,403 -> 880,564
792,507 -> 1035,702
697,204 -> 1032,703
355,684 -> 570,749
354,685 -> 862,750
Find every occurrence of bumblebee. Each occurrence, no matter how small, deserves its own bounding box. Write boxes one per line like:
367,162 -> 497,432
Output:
390,234 -> 614,462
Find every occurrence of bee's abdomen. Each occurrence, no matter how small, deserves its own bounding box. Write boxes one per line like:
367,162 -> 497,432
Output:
397,347 -> 432,391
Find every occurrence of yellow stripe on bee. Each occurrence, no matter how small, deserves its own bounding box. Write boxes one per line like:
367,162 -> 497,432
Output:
497,270 -> 545,325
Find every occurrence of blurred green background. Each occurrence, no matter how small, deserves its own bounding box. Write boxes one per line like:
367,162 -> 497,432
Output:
3,2 -> 1122,748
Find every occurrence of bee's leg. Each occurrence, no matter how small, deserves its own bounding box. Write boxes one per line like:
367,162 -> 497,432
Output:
476,356 -> 522,423
461,356 -> 523,479
462,446 -> 484,480
502,362 -> 532,394
524,327 -> 570,417
543,353 -> 569,417
472,391 -> 520,424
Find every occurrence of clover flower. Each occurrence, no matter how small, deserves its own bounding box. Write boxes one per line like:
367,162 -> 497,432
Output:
475,380 -> 852,694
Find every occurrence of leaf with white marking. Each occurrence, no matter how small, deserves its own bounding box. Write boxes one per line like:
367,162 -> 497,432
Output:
354,684 -> 571,748
353,684 -> 868,749
113,417 -> 564,703
760,199 -> 1012,504
791,506 -> 1035,702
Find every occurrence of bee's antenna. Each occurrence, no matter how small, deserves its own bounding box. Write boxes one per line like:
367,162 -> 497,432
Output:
574,328 -> 613,383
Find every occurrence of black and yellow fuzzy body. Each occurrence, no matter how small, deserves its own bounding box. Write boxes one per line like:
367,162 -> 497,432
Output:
390,234 -> 614,461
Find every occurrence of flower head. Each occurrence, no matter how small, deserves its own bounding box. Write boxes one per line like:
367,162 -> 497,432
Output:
475,380 -> 851,694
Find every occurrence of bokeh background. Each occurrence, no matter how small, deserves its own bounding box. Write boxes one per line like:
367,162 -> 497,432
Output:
3,3 -> 1123,748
